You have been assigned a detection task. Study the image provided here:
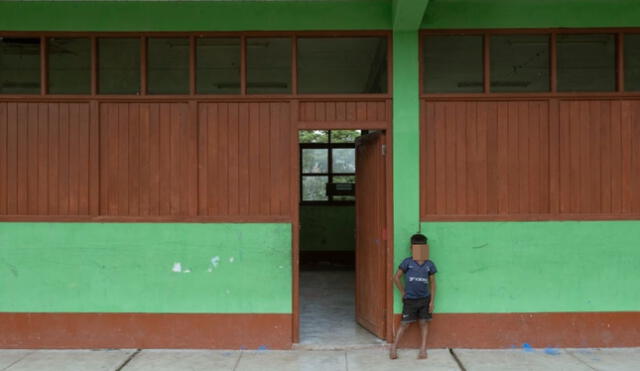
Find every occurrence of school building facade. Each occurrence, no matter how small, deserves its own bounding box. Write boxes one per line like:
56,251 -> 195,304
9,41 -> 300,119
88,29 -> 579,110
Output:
0,0 -> 639,349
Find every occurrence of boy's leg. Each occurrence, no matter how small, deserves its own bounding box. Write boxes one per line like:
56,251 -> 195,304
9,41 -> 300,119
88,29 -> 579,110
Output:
389,322 -> 409,359
418,320 -> 429,359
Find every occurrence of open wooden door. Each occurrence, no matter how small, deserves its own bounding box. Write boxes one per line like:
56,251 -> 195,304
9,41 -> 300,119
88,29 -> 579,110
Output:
355,131 -> 387,338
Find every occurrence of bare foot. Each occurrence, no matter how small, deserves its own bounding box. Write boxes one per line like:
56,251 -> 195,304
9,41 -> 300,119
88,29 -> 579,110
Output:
418,350 -> 428,359
389,345 -> 398,360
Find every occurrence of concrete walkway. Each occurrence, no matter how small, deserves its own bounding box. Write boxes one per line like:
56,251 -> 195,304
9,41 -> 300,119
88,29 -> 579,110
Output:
1,347 -> 639,371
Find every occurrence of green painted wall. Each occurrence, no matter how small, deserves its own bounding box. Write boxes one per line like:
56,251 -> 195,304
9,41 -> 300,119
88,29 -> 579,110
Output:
0,1 -> 391,31
391,221 -> 640,313
423,0 -> 640,29
0,223 -> 291,313
300,205 -> 355,252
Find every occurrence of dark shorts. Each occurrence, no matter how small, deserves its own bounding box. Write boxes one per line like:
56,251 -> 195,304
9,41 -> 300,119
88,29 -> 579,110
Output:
401,297 -> 432,323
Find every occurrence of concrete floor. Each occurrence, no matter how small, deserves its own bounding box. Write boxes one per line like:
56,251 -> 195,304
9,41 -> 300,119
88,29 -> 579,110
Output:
1,348 -> 639,370
297,270 -> 384,349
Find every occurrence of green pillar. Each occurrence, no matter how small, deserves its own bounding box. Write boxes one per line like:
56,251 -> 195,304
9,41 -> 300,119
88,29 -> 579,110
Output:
392,30 -> 421,312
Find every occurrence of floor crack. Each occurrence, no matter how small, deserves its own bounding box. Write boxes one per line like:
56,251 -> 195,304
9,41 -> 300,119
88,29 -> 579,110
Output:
115,349 -> 141,371
232,351 -> 243,371
449,348 -> 467,371
2,350 -> 34,371
566,350 -> 599,371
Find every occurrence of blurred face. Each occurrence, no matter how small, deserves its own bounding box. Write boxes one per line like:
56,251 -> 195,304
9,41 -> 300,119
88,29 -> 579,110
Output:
411,244 -> 429,262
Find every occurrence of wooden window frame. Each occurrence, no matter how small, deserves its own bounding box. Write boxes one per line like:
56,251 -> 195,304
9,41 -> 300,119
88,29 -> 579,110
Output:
299,130 -> 357,205
0,31 -> 391,100
420,28 -> 640,99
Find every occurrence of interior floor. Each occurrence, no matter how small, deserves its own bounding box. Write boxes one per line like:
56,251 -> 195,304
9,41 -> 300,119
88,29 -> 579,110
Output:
298,270 -> 384,348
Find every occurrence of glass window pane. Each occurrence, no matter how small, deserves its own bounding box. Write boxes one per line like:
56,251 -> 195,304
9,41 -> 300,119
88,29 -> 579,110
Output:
98,38 -> 140,95
491,34 -> 549,92
299,130 -> 328,143
332,175 -> 355,201
332,149 -> 355,173
148,38 -> 189,94
624,34 -> 640,91
302,149 -> 328,174
557,34 -> 615,92
197,38 -> 240,94
48,38 -> 90,94
0,38 -> 40,94
247,38 -> 291,94
424,35 -> 483,93
298,37 -> 387,94
302,176 -> 328,201
330,130 -> 360,143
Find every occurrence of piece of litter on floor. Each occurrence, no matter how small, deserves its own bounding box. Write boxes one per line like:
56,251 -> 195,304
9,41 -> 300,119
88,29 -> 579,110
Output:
544,347 -> 560,355
522,343 -> 534,352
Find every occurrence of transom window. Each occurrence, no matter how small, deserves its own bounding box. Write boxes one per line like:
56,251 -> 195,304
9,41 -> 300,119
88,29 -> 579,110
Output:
299,130 -> 360,203
0,34 -> 389,96
422,31 -> 640,94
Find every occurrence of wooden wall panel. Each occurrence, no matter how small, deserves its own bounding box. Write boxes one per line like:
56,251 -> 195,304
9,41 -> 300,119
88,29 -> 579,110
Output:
422,99 -> 640,220
298,101 -> 387,126
0,102 -> 91,216
198,102 -> 291,217
99,103 -> 197,217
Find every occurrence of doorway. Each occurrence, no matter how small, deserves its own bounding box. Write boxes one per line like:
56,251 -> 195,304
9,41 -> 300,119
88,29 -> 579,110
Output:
296,129 -> 390,348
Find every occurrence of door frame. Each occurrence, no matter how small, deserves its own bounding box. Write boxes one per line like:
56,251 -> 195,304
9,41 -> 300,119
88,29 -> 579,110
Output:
291,119 -> 394,344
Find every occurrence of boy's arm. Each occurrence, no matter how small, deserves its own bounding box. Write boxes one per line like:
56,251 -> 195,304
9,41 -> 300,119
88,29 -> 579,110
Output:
428,275 -> 436,312
393,269 -> 405,298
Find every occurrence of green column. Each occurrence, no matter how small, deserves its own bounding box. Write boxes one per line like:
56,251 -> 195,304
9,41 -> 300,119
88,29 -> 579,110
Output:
392,31 -> 421,312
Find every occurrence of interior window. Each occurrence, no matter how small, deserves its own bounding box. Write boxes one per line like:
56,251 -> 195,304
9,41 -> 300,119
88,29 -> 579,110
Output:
423,35 -> 483,93
557,34 -> 615,92
625,34 -> 640,91
491,34 -> 550,92
48,38 -> 91,94
0,37 -> 40,94
147,37 -> 189,94
246,37 -> 291,94
98,38 -> 140,95
196,37 -> 240,94
297,37 -> 387,94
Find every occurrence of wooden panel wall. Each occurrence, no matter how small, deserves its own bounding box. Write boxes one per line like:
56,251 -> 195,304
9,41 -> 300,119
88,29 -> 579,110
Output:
421,99 -> 640,220
198,102 -> 291,217
297,100 -> 388,129
0,102 -> 93,216
100,103 -> 198,217
0,100 -> 295,221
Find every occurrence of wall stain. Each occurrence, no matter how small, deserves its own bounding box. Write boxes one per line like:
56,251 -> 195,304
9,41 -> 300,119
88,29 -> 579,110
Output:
472,243 -> 489,249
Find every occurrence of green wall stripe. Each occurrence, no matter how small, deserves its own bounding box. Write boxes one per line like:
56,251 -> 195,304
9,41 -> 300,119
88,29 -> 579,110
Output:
0,223 -> 292,313
0,1 -> 391,32
395,221 -> 640,314
423,0 -> 640,29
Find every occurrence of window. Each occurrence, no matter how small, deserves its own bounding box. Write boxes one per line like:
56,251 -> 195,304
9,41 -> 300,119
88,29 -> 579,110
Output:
490,34 -> 550,92
0,37 -> 40,94
297,37 -> 387,94
300,130 -> 359,203
98,38 -> 141,95
196,37 -> 241,94
48,38 -> 91,94
147,37 -> 189,94
423,35 -> 483,93
557,34 -> 615,92
624,34 -> 640,91
247,37 -> 291,94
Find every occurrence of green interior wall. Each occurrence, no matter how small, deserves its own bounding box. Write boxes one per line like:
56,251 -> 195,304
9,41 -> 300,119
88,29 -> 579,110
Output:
391,221 -> 640,314
0,223 -> 291,313
423,0 -> 640,29
300,205 -> 355,252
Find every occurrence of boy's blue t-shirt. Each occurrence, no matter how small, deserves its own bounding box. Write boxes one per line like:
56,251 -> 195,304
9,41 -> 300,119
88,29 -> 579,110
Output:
399,257 -> 437,299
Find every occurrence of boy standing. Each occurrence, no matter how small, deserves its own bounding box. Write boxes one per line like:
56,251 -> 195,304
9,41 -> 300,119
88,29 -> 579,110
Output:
389,233 -> 437,360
